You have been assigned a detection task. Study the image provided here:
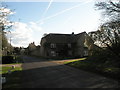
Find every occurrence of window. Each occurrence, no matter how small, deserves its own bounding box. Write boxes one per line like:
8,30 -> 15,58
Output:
50,43 -> 56,48
84,50 -> 88,56
51,51 -> 56,56
68,43 -> 71,48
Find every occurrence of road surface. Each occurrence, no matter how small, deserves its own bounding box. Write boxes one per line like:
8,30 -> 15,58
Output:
21,56 -> 118,88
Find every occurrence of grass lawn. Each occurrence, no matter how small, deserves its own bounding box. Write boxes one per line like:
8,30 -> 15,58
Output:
1,63 -> 22,88
1,65 -> 22,74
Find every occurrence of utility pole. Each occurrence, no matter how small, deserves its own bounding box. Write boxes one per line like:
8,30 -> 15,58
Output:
8,30 -> 11,54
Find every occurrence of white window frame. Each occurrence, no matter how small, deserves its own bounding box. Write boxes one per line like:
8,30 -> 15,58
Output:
51,51 -> 56,56
50,43 -> 56,48
84,50 -> 88,56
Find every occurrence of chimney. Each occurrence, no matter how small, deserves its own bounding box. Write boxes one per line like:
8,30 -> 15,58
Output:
72,32 -> 74,35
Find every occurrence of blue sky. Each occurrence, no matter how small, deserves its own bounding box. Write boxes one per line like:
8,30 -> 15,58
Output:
4,0 -> 102,47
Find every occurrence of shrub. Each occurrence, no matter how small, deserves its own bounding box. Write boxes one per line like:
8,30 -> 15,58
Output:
2,56 -> 15,64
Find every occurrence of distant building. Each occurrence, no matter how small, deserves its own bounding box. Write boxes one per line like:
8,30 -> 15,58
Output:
40,32 -> 91,59
27,42 -> 41,56
28,42 -> 36,51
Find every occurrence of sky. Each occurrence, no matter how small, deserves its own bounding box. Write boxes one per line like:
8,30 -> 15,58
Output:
2,0 -> 103,47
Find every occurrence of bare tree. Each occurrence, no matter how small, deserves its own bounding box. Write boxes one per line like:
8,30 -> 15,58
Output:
95,0 -> 120,21
0,4 -> 14,31
0,4 -> 15,52
89,0 -> 120,57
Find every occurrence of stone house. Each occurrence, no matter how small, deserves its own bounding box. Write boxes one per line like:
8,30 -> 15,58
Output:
26,42 -> 41,56
40,32 -> 91,59
28,42 -> 36,51
30,45 -> 41,56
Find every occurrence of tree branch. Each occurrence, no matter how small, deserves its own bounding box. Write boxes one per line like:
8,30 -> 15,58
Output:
110,1 -> 120,9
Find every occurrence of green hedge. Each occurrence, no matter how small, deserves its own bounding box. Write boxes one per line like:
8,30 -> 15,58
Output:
2,56 -> 15,64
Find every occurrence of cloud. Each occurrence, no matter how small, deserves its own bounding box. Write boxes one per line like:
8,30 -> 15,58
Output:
7,22 -> 43,47
29,22 -> 42,31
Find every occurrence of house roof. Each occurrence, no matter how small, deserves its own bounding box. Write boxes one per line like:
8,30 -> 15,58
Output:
41,32 -> 87,44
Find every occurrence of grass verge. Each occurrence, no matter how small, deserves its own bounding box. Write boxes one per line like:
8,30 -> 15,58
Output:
0,65 -> 22,74
2,71 -> 22,88
1,63 -> 22,88
64,58 -> 120,81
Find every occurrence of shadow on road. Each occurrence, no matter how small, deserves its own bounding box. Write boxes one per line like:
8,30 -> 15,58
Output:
4,55 -> 115,88
2,61 -> 119,88
21,63 -> 118,88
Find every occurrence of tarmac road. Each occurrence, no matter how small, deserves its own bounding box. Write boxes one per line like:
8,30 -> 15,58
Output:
21,55 -> 118,88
